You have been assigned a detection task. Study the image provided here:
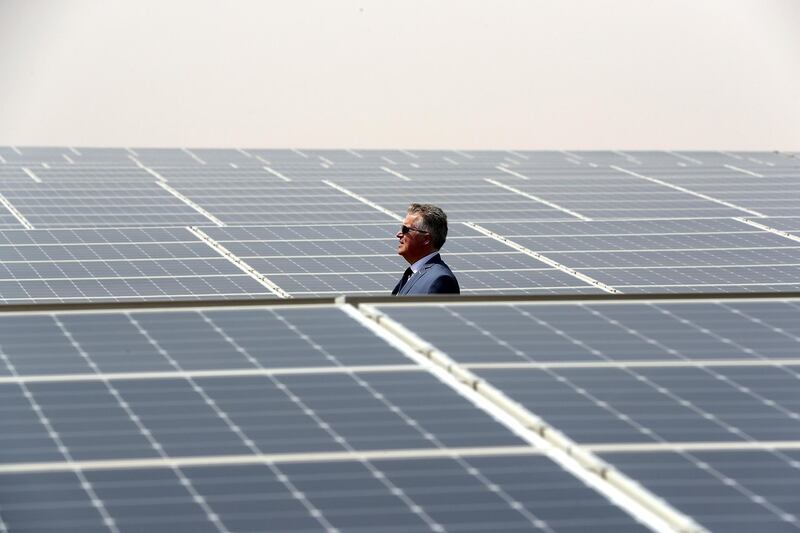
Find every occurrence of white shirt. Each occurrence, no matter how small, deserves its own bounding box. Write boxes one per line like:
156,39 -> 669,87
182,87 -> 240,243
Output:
409,251 -> 439,274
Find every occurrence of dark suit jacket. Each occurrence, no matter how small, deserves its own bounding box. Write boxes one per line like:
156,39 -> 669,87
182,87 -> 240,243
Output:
392,253 -> 460,296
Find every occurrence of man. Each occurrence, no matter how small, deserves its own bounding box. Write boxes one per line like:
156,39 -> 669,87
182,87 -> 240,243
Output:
392,203 -> 460,295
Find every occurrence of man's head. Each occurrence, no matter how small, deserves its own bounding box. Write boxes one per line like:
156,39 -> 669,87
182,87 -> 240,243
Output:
396,203 -> 448,264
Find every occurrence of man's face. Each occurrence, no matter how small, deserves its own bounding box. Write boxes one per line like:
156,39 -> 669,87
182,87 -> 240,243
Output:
396,213 -> 432,263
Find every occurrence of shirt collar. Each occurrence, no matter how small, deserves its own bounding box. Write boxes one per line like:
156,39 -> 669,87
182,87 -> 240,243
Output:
409,251 -> 439,273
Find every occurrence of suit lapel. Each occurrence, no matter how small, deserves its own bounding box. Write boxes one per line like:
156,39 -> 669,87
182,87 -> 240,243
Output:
400,254 -> 440,295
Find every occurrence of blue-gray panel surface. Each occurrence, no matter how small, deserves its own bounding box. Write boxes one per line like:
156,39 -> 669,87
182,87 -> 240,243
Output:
0,455 -> 650,533
167,180 -> 397,225
473,365 -> 800,444
0,227 -> 275,303
0,306 -> 412,376
602,450 -> 800,533
477,218 -> 800,292
378,300 -> 800,364
0,180 -> 211,227
1,370 -> 524,463
321,181 -> 576,222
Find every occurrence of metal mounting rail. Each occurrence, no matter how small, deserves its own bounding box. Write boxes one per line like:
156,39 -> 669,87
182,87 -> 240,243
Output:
1,290 -> 800,314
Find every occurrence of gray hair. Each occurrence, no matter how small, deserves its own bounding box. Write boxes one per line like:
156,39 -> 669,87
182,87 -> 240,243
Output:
408,203 -> 448,250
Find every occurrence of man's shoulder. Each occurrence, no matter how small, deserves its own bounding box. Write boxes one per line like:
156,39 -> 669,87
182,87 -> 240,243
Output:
420,255 -> 459,294
420,253 -> 453,271
424,260 -> 455,277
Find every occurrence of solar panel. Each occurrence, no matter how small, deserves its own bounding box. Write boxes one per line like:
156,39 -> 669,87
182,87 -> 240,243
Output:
0,227 -> 276,303
0,180 -> 214,228
166,180 -> 399,225
484,170 -> 752,219
0,302 -> 657,533
1,455 -> 654,532
476,218 -> 800,293
604,450 -> 800,532
634,168 -> 800,217
372,296 -> 800,532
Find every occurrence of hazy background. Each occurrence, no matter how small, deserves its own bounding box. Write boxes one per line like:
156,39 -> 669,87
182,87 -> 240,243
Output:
1,0 -> 798,150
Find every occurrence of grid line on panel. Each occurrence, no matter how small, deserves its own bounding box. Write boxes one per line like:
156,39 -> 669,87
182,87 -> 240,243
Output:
156,182 -> 226,226
486,179 -> 592,220
0,446 -> 542,475
0,344 -> 122,533
332,315 -> 565,532
0,364 -> 424,385
263,166 -> 291,182
323,180 -> 403,221
582,304 -> 800,440
20,167 -> 42,183
506,150 -> 530,161
576,263 -> 800,272
723,164 -> 765,178
465,222 -> 620,293
737,217 -> 800,245
0,194 -> 34,229
187,226 -> 290,298
495,166 -> 530,180
665,151 -> 703,165
380,166 -> 412,181
587,441 -> 800,453
611,166 -> 766,217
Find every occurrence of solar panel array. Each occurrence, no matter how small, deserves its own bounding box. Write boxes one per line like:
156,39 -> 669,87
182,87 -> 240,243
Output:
2,147 -> 800,532
0,148 -> 798,301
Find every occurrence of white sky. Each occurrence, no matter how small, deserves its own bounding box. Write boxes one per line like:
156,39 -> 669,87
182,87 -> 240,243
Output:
1,0 -> 799,149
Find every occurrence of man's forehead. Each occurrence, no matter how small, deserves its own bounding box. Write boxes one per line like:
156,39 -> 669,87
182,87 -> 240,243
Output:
403,213 -> 420,224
